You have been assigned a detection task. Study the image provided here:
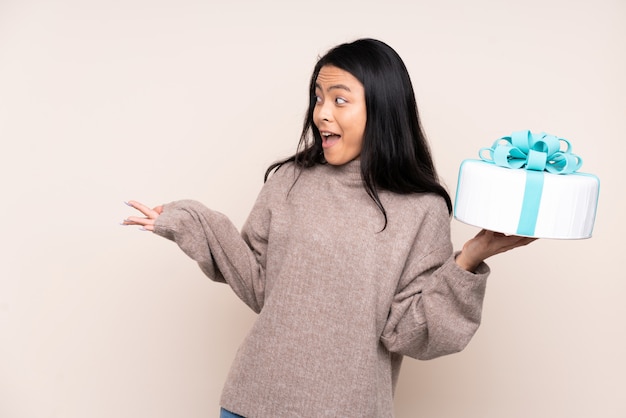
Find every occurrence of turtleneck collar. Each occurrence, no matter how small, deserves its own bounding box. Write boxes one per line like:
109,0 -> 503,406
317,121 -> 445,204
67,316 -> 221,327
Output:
325,158 -> 363,187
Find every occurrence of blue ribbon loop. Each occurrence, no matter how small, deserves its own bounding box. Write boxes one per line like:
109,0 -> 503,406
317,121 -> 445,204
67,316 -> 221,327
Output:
479,130 -> 582,174
478,130 -> 583,236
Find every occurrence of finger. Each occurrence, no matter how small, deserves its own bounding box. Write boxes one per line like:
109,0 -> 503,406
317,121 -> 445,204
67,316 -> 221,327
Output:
505,236 -> 537,246
516,237 -> 538,247
154,205 -> 164,215
126,200 -> 160,219
121,219 -> 155,232
494,236 -> 537,254
123,216 -> 156,226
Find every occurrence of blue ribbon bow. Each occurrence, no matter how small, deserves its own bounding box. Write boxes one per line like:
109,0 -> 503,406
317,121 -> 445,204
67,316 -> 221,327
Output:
479,130 -> 582,174
477,130 -> 583,236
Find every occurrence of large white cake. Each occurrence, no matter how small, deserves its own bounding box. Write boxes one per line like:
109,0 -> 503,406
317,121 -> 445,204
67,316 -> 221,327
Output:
453,131 -> 600,239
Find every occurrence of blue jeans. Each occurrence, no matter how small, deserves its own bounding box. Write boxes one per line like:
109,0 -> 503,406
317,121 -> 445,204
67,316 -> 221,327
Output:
220,407 -> 245,418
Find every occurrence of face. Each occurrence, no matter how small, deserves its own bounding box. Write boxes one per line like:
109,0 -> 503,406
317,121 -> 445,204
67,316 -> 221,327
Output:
313,65 -> 367,166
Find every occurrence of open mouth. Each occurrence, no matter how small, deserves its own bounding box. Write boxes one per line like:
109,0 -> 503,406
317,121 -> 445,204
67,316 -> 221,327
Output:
321,131 -> 341,148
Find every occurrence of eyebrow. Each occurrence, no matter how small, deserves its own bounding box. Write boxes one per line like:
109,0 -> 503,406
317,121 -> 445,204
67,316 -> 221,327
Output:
315,82 -> 352,93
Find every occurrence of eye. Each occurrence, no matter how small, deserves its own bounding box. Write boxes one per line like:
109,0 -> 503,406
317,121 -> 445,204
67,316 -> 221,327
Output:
335,97 -> 347,105
314,95 -> 322,103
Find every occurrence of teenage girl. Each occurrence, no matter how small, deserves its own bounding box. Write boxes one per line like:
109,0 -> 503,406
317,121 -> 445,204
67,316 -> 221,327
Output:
123,38 -> 534,418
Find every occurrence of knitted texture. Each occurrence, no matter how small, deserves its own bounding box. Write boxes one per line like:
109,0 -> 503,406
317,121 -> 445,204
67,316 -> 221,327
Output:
153,160 -> 489,417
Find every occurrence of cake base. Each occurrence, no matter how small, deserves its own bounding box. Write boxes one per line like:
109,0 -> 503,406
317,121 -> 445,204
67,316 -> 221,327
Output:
454,159 -> 599,239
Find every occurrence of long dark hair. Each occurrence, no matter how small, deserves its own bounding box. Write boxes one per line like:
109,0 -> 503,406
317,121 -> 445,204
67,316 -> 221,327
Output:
266,38 -> 452,228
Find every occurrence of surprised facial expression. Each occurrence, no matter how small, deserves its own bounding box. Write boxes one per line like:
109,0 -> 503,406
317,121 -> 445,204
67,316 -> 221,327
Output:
313,65 -> 367,166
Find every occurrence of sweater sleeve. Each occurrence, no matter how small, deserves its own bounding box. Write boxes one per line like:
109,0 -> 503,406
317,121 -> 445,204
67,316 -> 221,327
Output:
380,203 -> 490,360
152,199 -> 267,313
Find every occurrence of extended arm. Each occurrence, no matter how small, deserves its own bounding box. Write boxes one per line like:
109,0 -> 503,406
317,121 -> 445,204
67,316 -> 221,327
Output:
381,247 -> 489,360
123,199 -> 267,313
381,209 -> 535,359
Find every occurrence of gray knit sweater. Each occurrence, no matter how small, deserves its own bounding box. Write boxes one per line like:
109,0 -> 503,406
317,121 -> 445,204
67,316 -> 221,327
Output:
153,160 -> 489,418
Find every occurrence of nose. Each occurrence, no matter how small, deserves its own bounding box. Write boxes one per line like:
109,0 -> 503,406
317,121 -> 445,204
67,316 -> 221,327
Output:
316,100 -> 333,123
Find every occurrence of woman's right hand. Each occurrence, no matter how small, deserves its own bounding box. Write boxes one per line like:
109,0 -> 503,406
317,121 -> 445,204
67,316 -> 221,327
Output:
122,200 -> 163,231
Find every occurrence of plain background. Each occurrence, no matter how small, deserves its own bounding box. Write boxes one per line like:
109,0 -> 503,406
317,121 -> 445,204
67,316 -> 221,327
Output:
1,0 -> 624,417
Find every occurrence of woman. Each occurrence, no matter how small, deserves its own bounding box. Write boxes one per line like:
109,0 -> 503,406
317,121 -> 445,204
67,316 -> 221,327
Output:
124,38 -> 534,417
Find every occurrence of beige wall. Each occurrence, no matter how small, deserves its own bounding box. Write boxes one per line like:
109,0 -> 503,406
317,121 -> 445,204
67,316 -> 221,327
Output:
1,0 -> 624,417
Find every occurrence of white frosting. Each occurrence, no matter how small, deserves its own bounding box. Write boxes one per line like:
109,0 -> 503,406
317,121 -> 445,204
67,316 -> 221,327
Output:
454,160 -> 600,239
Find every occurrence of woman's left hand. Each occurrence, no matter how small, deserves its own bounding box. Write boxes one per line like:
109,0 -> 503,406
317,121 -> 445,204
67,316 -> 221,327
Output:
455,229 -> 537,272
